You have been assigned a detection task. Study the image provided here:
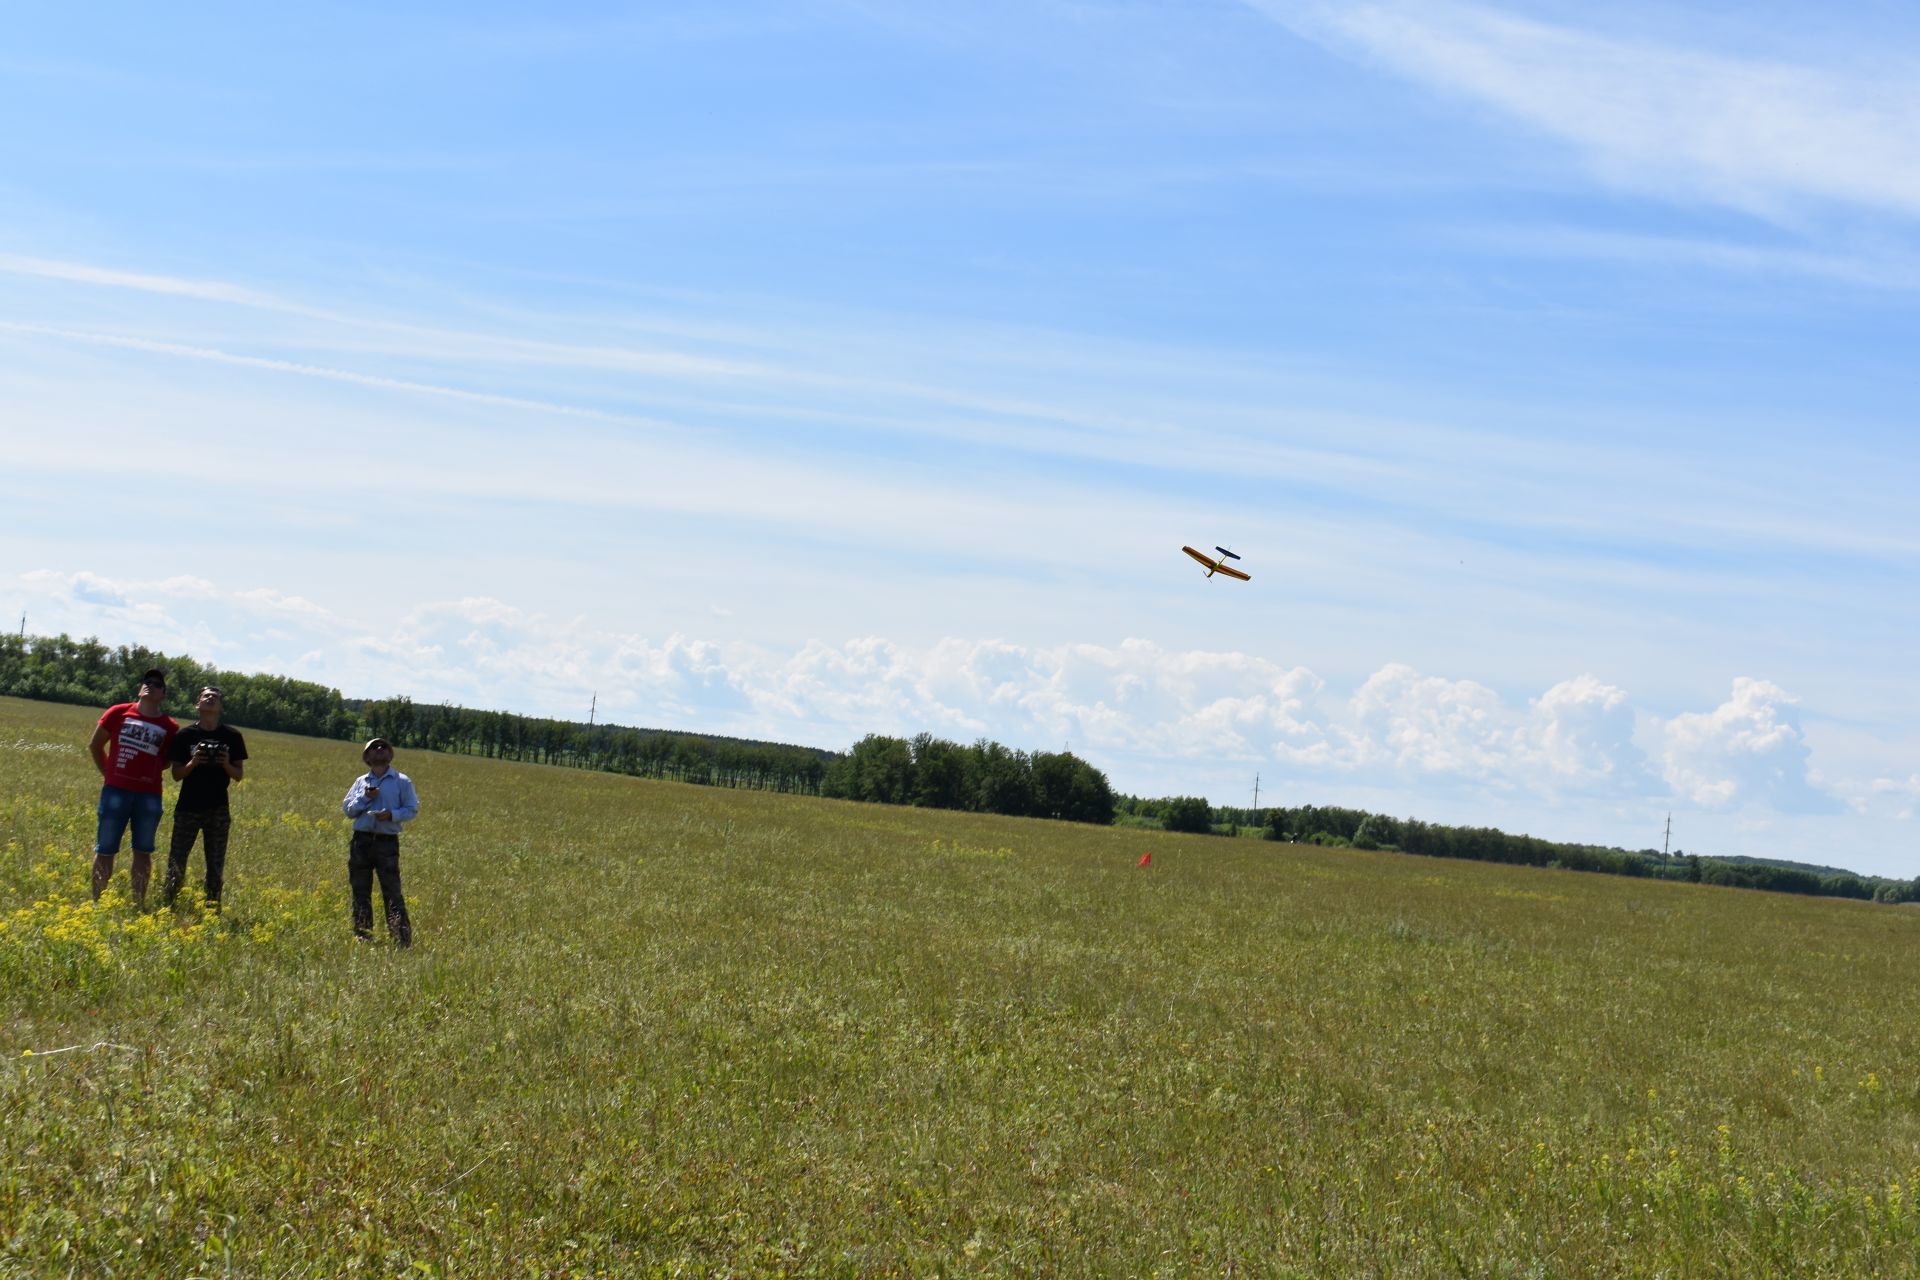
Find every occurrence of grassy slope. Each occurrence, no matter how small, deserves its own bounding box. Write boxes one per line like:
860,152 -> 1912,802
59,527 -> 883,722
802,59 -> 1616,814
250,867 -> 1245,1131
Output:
2,694 -> 1918,1278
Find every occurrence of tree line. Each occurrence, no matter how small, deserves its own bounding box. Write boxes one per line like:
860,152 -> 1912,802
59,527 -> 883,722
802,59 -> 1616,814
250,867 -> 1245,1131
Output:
1257,802 -> 1918,903
822,733 -> 1115,824
1111,794 -> 1917,902
0,633 -> 356,740
349,694 -> 836,794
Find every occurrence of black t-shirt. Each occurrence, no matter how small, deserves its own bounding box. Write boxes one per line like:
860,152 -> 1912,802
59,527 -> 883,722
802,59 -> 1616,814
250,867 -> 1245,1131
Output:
168,724 -> 249,811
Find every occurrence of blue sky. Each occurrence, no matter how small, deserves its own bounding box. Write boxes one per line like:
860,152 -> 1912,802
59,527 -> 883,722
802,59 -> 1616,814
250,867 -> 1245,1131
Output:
3,1 -> 1917,874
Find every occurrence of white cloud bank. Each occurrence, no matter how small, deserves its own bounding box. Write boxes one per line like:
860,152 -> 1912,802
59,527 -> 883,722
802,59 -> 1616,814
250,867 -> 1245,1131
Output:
11,569 -> 1868,830
1653,676 -> 1832,813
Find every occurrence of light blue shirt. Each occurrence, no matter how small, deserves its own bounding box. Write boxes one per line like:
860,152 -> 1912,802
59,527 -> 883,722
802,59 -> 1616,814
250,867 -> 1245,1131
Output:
343,769 -> 419,834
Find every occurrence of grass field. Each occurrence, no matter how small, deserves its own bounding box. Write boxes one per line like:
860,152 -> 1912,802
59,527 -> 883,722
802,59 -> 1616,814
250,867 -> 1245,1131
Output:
3,693 -> 1918,1277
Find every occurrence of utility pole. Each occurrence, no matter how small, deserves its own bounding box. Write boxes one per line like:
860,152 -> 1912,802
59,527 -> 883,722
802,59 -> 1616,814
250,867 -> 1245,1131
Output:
589,693 -> 596,727
1252,773 -> 1261,810
1662,812 -> 1671,864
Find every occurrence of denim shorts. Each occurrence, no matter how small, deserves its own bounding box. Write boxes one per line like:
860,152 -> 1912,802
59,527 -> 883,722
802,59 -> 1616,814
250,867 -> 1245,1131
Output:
96,785 -> 164,856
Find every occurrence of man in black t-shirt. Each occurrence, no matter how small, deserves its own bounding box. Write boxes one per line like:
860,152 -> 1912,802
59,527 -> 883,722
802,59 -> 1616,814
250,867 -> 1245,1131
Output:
162,686 -> 249,911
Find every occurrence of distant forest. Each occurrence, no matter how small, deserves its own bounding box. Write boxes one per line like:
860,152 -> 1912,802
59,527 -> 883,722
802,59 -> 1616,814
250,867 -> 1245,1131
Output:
5,631 -> 1913,901
1255,804 -> 1918,904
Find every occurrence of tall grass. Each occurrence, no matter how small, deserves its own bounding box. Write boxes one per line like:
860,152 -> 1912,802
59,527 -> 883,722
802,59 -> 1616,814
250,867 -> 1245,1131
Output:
2,694 -> 1917,1276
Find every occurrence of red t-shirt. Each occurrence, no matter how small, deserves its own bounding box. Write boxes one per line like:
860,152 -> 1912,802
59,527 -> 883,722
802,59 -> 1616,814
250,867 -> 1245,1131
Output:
97,703 -> 179,794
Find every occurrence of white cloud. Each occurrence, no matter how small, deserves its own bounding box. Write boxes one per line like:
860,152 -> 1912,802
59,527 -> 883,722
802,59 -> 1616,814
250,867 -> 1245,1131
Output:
228,588 -> 336,621
13,570 -> 357,668
343,597 -> 755,727
1651,677 -> 1834,812
1260,0 -> 1920,220
1345,662 -> 1514,777
66,571 -> 129,609
1867,773 -> 1920,821
1527,673 -> 1639,787
1322,665 -> 1642,796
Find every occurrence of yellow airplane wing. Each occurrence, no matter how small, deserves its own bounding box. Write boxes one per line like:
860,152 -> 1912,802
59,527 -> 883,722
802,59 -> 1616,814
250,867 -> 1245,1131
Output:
1215,563 -> 1250,581
1181,546 -> 1218,571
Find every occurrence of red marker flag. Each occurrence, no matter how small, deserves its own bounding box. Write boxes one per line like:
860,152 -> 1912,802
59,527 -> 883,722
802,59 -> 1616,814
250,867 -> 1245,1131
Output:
1136,852 -> 1152,868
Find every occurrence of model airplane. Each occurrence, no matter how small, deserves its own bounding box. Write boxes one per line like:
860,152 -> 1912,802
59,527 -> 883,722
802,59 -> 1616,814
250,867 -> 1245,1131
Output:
1182,545 -> 1250,581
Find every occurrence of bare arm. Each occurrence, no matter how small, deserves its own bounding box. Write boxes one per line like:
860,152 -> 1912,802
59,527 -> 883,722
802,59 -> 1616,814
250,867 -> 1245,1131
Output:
89,724 -> 112,778
170,743 -> 205,782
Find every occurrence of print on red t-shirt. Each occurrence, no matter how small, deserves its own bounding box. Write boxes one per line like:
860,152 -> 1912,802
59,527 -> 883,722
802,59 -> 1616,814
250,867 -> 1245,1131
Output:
98,703 -> 179,794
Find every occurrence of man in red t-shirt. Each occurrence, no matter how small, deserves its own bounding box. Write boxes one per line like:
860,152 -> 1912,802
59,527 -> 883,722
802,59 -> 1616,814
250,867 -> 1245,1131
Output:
88,667 -> 180,906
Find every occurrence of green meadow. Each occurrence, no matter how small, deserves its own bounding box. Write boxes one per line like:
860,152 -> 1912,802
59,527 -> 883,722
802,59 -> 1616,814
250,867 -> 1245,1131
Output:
2,693 -> 1917,1277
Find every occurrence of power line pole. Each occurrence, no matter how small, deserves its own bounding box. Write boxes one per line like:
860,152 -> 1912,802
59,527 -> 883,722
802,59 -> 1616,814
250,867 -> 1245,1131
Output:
1252,773 -> 1260,810
1662,812 -> 1671,864
589,693 -> 597,727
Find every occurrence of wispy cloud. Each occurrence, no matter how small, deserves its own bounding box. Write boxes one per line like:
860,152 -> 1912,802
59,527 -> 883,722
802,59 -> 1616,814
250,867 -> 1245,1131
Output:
1253,0 -> 1920,221
0,252 -> 1528,506
0,319 -> 690,428
0,253 -> 283,308
0,253 -> 764,378
1451,225 -> 1920,292
10,249 -> 1914,579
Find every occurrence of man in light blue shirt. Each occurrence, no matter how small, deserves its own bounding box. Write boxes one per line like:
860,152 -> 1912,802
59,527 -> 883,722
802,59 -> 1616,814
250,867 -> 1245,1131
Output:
341,737 -> 419,946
